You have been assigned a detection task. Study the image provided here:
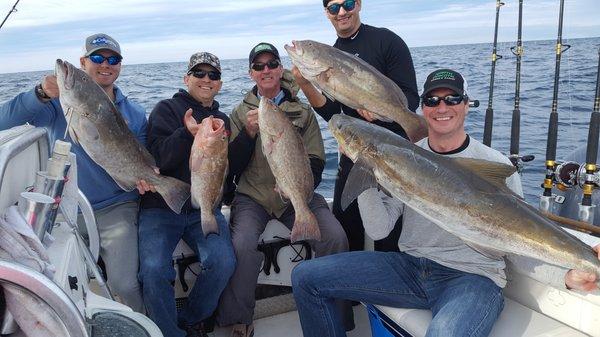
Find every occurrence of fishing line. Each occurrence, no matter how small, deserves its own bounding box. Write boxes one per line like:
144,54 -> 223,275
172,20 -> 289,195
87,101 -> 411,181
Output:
0,0 -> 20,31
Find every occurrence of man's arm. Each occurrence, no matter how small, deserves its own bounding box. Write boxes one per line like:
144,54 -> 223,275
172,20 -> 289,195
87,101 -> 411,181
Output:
0,87 -> 59,130
301,109 -> 326,188
146,101 -> 193,171
383,30 -> 420,112
291,66 -> 342,122
358,188 -> 404,240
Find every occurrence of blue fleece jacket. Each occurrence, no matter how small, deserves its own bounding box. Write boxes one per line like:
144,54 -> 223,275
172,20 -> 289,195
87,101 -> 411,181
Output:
0,86 -> 147,210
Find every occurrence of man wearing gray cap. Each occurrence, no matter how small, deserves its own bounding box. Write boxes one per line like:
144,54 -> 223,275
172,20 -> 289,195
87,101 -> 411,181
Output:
0,33 -> 149,313
138,51 -> 236,337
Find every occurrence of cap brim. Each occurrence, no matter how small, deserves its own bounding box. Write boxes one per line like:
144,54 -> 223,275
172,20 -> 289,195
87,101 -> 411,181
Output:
421,83 -> 464,98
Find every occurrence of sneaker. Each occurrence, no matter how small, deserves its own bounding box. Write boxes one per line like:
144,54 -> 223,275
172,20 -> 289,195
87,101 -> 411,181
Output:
185,322 -> 209,337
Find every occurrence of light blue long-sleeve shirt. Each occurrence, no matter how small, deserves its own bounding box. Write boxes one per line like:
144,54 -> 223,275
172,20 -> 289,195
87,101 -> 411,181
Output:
0,86 -> 147,210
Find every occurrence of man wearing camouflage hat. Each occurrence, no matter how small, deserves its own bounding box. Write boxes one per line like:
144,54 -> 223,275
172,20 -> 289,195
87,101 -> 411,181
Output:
0,33 -> 149,313
138,51 -> 236,337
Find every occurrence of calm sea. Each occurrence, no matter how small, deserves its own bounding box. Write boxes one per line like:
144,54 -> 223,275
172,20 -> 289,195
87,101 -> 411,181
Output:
1,37 -> 599,205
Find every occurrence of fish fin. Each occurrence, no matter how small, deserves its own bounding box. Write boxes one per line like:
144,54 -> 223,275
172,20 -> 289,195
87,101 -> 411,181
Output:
141,147 -> 157,168
191,192 -> 200,210
322,90 -> 337,102
189,151 -> 205,173
201,210 -> 220,237
341,159 -> 378,211
452,157 -> 517,190
153,175 -> 191,214
291,208 -> 321,243
112,176 -> 135,192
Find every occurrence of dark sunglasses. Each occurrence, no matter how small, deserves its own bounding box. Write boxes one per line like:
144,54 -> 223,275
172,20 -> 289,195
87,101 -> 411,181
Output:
251,59 -> 281,71
188,69 -> 221,81
422,94 -> 466,107
326,0 -> 356,15
88,54 -> 122,65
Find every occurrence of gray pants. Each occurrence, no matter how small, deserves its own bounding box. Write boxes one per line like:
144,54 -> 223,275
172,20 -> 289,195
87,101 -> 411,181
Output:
78,201 -> 144,313
217,193 -> 349,326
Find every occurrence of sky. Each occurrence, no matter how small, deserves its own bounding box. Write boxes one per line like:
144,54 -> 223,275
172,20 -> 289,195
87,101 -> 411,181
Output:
0,0 -> 598,74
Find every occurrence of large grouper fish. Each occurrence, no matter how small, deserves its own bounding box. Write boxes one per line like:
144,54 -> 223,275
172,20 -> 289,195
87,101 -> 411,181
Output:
258,97 -> 320,242
188,114 -> 229,236
285,40 -> 428,142
55,59 -> 190,214
329,114 -> 600,281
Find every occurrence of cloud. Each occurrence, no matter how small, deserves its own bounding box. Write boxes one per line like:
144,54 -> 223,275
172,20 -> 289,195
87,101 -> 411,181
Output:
0,0 -> 598,73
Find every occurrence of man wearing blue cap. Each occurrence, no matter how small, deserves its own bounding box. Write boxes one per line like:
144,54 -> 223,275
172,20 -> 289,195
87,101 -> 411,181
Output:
0,33 -> 149,313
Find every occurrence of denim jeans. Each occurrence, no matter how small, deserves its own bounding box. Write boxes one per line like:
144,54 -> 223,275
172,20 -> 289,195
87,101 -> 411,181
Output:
138,207 -> 236,337
292,251 -> 504,337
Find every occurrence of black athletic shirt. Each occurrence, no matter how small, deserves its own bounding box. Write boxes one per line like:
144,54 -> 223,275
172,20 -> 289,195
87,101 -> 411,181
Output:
315,23 -> 419,214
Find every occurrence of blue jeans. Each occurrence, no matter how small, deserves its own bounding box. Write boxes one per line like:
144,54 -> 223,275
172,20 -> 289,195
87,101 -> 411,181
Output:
292,251 -> 504,337
138,208 -> 236,337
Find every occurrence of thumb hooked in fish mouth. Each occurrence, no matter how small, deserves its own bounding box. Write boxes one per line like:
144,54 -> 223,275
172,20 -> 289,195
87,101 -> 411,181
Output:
184,108 -> 199,136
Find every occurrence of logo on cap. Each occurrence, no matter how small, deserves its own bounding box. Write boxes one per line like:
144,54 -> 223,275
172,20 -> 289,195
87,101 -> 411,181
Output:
91,36 -> 118,49
431,70 -> 457,82
253,44 -> 273,54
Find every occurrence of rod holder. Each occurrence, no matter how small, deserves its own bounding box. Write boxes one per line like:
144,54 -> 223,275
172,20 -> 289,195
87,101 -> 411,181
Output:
578,204 -> 596,224
17,192 -> 55,241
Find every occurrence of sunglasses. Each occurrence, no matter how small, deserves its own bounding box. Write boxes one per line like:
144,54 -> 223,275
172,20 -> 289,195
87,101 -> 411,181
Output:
88,54 -> 122,65
251,59 -> 281,71
188,69 -> 221,81
422,94 -> 466,107
326,0 -> 356,15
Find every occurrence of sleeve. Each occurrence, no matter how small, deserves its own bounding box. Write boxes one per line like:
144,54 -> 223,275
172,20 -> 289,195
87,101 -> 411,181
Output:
146,101 -> 193,171
383,31 -> 420,112
313,97 -> 342,122
126,101 -> 148,146
358,188 -> 405,240
302,108 -> 326,188
0,89 -> 59,129
227,104 -> 256,178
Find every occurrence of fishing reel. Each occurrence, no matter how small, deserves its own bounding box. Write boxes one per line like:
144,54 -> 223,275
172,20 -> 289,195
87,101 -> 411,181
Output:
554,161 -> 600,190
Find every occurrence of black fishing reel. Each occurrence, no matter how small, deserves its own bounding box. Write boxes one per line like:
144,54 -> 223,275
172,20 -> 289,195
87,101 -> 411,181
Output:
554,161 -> 600,189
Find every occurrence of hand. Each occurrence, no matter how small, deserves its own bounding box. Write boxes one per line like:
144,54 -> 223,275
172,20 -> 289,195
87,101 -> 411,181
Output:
356,109 -> 378,122
245,109 -> 259,138
291,66 -> 310,86
136,179 -> 156,195
183,108 -> 199,136
41,75 -> 60,98
565,244 -> 599,292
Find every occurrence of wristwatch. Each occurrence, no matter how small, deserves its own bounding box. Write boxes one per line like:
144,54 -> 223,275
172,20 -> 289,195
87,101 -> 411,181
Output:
35,83 -> 51,101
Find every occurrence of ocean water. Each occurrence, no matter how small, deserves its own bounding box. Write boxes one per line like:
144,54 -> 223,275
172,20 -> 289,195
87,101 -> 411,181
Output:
1,37 -> 599,205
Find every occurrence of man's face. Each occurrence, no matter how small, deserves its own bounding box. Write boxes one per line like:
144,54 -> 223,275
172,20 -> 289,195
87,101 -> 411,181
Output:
184,64 -> 222,105
80,49 -> 121,89
421,88 -> 468,139
249,52 -> 283,93
325,0 -> 361,37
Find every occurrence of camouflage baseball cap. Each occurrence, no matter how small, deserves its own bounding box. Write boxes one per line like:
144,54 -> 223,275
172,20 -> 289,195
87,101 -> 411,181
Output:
187,52 -> 221,73
84,33 -> 122,57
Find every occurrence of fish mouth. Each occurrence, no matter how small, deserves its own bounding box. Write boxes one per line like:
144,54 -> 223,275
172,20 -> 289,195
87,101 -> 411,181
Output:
284,40 -> 303,57
55,59 -> 74,90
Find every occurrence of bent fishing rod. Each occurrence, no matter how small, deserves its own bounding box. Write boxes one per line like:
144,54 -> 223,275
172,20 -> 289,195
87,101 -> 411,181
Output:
540,0 -> 570,213
0,0 -> 20,31
509,0 -> 534,173
483,0 -> 505,147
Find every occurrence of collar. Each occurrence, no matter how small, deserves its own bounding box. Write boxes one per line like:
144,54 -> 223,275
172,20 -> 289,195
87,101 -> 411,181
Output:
428,135 -> 470,155
257,89 -> 285,105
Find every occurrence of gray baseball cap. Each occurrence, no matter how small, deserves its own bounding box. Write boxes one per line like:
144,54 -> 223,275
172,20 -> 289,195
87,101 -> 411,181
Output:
187,52 -> 221,73
84,33 -> 122,57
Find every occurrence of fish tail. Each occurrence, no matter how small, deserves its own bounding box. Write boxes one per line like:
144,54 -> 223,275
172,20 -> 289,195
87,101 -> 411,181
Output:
154,176 -> 191,214
201,210 -> 220,237
291,208 -> 321,243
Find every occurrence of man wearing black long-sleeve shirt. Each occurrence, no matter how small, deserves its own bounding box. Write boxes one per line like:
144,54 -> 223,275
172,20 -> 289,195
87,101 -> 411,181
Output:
292,0 -> 420,252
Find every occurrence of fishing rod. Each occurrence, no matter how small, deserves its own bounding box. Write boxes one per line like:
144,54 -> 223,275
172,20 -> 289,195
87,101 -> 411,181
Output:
508,0 -> 534,172
483,0 -> 505,147
0,0 -> 20,31
577,48 -> 600,223
540,0 -> 570,213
